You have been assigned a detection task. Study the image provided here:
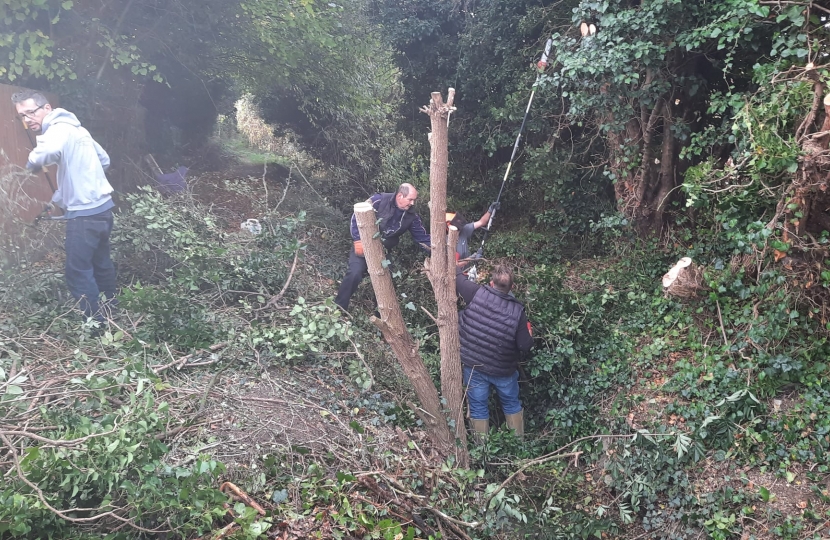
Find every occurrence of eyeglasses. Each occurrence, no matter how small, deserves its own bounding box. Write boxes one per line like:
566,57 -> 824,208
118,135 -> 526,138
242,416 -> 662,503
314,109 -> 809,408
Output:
18,105 -> 45,120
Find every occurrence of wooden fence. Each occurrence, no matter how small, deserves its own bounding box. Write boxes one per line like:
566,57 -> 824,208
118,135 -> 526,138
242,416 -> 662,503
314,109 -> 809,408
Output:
0,85 -> 60,266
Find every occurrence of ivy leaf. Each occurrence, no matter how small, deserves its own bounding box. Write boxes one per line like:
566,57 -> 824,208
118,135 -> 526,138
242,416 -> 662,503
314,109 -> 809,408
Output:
4,385 -> 23,395
272,489 -> 288,503
405,302 -> 416,311
61,1 -> 73,9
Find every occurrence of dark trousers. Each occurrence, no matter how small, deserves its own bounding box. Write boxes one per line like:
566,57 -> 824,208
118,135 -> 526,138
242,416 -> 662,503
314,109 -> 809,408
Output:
65,209 -> 117,321
334,248 -> 368,310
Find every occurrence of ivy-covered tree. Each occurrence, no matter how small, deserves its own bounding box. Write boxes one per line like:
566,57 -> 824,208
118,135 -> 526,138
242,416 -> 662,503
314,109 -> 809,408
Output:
541,0 -> 829,236
542,0 -> 772,232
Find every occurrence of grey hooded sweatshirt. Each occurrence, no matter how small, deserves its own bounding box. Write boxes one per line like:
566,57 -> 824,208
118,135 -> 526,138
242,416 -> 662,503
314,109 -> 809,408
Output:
27,108 -> 113,216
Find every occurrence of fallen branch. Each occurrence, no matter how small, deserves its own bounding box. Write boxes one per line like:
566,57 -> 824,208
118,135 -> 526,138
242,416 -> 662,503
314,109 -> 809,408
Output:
153,420 -> 206,441
264,248 -> 300,309
152,342 -> 228,374
349,335 -> 375,388
1,432 -> 168,533
206,522 -> 236,540
220,481 -> 266,515
0,425 -> 121,448
482,433 -> 664,509
274,165 -> 292,210
425,506 -> 480,530
425,507 -> 476,540
358,473 -> 475,536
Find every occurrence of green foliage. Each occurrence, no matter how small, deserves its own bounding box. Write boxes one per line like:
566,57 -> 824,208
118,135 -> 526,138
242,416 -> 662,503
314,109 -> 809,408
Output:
0,334 -> 228,538
119,282 -> 222,349
523,256 -> 663,438
241,297 -> 354,361
112,187 -> 357,364
0,0 -> 162,83
0,0 -> 76,81
114,187 -> 299,293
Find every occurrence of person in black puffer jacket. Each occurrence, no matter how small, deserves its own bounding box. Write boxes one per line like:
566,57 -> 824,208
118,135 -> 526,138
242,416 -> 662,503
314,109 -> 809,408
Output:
334,183 -> 431,310
457,264 -> 533,438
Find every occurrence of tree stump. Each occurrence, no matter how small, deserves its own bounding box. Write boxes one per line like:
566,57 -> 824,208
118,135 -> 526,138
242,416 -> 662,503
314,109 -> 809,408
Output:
662,257 -> 704,298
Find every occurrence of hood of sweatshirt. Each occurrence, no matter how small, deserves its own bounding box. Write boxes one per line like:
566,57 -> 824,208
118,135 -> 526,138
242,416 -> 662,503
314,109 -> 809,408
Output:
41,108 -> 81,132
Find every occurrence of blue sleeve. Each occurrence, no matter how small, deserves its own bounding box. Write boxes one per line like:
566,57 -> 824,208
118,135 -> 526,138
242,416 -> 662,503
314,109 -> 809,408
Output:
455,270 -> 480,303
350,213 -> 360,241
351,194 -> 382,241
408,214 -> 431,250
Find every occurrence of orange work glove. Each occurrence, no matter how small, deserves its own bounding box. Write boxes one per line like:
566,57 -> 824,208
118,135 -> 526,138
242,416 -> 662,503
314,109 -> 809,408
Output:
354,240 -> 364,257
527,321 -> 533,337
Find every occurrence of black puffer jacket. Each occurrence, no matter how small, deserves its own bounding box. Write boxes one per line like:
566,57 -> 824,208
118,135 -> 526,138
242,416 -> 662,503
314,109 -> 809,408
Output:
459,285 -> 525,377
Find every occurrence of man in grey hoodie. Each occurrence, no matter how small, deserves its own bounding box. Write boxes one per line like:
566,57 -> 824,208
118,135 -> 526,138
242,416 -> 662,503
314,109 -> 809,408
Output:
13,90 -> 117,322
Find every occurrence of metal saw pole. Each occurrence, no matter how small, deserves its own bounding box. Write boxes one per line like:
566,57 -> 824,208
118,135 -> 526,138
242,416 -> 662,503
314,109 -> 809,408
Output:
478,37 -> 552,252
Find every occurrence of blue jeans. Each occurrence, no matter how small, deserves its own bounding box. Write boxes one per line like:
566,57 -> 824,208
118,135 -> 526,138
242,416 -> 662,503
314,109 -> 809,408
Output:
463,365 -> 522,420
65,210 -> 117,321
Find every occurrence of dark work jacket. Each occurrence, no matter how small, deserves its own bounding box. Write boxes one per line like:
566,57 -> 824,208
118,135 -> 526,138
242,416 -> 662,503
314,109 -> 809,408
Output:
350,192 -> 431,249
458,282 -> 529,377
375,192 -> 416,248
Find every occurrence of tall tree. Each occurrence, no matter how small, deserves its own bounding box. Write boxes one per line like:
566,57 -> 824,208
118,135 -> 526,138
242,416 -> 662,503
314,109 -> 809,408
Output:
422,89 -> 469,465
543,0 -> 777,232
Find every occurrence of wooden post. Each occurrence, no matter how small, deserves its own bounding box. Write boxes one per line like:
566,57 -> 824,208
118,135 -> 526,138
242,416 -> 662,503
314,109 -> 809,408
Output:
353,202 -> 452,447
421,89 -> 470,465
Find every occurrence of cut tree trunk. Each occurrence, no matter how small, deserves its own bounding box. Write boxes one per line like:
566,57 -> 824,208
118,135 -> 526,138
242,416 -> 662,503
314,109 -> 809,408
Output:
650,108 -> 675,230
421,89 -> 469,466
662,257 -> 704,298
789,82 -> 830,238
353,202 -> 453,448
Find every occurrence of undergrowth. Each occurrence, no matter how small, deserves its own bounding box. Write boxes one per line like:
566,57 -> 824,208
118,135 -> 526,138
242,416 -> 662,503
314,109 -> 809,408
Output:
4,144 -> 830,539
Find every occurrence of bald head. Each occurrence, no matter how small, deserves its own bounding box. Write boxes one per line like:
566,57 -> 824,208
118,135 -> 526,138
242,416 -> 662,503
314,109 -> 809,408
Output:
395,183 -> 418,210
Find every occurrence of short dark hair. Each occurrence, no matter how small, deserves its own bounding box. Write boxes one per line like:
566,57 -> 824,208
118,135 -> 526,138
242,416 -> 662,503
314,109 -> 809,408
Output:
491,265 -> 513,292
11,90 -> 49,107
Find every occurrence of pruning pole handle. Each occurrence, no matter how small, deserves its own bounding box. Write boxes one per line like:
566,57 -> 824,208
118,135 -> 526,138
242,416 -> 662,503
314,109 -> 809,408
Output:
479,37 -> 552,253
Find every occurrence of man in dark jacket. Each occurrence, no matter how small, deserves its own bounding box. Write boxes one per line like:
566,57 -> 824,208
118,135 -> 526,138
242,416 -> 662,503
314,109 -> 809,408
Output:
457,264 -> 532,437
334,183 -> 431,310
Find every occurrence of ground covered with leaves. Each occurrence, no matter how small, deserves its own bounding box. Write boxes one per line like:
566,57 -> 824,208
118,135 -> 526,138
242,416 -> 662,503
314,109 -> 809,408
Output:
4,139 -> 830,540
0,157 -> 533,540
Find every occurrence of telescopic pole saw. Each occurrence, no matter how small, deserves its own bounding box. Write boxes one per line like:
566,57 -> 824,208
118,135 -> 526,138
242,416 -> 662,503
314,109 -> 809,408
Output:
477,37 -> 552,253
